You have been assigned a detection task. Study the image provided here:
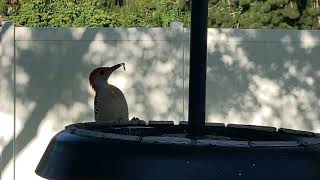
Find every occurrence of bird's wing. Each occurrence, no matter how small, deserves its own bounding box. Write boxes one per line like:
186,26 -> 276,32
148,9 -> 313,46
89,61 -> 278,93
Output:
94,95 -> 99,121
109,85 -> 129,120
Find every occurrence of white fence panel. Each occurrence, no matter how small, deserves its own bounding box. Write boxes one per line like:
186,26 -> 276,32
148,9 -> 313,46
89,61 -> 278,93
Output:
203,29 -> 320,131
13,22 -> 185,180
1,22 -> 15,180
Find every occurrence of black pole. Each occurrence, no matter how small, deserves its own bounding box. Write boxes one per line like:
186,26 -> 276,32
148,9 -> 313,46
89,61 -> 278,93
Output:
188,0 -> 208,137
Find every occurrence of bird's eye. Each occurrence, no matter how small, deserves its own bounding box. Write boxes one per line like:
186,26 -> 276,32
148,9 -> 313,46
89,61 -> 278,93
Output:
99,71 -> 104,75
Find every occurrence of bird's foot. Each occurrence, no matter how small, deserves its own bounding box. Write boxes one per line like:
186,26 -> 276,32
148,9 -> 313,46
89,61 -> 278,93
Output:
130,117 -> 145,125
130,117 -> 140,121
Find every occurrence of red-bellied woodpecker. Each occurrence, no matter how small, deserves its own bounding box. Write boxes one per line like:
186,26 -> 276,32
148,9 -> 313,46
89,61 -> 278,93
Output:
89,63 -> 129,122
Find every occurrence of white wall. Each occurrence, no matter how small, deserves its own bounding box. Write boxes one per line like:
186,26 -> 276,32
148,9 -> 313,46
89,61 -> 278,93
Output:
203,29 -> 320,129
1,22 -> 15,180
1,21 -> 320,179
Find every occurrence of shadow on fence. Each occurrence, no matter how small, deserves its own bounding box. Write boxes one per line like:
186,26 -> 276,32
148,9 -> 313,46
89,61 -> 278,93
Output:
1,23 -> 186,178
0,23 -> 320,179
205,29 -> 320,130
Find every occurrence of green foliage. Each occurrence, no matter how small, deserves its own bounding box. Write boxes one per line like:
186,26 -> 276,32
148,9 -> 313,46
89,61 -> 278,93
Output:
0,0 -> 8,15
112,0 -> 190,27
208,0 -> 320,29
6,0 -> 320,29
297,1 -> 320,29
9,0 -> 122,27
9,0 -> 190,27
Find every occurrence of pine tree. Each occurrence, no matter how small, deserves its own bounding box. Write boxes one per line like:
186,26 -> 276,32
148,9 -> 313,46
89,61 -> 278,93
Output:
208,0 -> 320,29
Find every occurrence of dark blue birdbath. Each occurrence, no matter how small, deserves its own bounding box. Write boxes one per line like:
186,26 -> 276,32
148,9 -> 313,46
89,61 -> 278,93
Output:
36,121 -> 320,180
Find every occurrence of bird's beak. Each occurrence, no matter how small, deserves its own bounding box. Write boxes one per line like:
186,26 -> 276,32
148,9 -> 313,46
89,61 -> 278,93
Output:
110,63 -> 125,72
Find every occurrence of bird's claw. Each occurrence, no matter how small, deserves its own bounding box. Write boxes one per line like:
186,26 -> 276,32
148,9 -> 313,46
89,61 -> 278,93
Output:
130,117 -> 145,125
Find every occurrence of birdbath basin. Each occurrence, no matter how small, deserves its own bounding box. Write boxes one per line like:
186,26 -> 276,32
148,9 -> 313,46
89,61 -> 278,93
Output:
36,120 -> 320,180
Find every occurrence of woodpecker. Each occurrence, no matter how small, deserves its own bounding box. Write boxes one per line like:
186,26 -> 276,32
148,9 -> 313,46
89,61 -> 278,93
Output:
89,63 -> 129,122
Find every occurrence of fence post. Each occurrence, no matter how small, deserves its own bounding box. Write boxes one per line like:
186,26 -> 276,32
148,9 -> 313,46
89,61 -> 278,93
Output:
169,22 -> 185,122
1,20 -> 15,180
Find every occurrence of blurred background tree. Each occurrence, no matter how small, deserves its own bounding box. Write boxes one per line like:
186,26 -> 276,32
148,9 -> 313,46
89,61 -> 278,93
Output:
0,0 -> 319,29
208,0 -> 319,29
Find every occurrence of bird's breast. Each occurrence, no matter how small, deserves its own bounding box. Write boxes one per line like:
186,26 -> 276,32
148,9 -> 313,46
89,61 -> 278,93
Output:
94,85 -> 129,121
